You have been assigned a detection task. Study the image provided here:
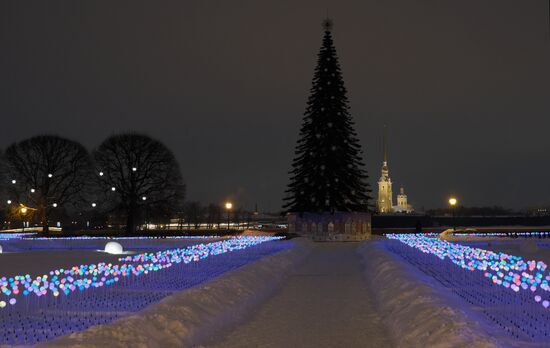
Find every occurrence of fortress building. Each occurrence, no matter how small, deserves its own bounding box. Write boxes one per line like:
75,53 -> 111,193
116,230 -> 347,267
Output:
376,126 -> 414,214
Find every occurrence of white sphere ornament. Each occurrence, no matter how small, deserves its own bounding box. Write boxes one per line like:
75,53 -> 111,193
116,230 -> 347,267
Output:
104,241 -> 123,254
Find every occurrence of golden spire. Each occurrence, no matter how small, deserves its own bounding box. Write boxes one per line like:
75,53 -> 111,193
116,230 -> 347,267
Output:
383,124 -> 388,163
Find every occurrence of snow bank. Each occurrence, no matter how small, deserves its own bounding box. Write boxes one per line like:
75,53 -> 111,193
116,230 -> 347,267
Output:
439,228 -> 491,242
359,241 -> 497,348
239,229 -> 276,237
41,239 -> 312,348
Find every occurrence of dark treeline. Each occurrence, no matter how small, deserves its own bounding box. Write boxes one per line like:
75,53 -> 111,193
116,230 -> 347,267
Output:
0,133 -> 237,235
426,205 -> 517,216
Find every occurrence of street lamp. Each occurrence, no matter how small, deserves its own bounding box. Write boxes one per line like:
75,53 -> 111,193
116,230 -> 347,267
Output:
449,197 -> 457,230
225,202 -> 233,232
20,205 -> 27,232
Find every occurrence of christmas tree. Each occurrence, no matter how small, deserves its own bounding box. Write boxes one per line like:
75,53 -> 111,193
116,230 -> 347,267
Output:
284,19 -> 371,213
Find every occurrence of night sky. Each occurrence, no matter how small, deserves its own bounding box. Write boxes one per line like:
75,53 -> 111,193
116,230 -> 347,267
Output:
1,1 -> 549,211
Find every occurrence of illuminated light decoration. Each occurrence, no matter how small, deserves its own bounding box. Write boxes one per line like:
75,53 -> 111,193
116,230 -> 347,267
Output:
132,167 -> 137,172
0,245 -> 2,253
111,187 -> 116,191
0,236 -> 287,345
52,203 -> 58,208
91,203 -> 97,208
48,173 -> 53,178
104,241 -> 124,254
6,200 -> 11,205
0,237 -> 282,309
386,233 -> 550,341
142,196 -> 147,201
20,207 -> 27,214
30,189 -> 35,193
11,180 -> 16,184
99,171 -> 104,176
450,231 -> 550,239
6,234 -> 215,242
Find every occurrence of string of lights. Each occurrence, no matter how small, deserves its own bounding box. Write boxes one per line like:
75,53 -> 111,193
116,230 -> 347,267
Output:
386,234 -> 550,341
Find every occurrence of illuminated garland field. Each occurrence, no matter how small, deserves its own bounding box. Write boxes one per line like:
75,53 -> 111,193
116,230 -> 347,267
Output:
386,234 -> 550,342
0,236 -> 287,345
0,234 -> 220,252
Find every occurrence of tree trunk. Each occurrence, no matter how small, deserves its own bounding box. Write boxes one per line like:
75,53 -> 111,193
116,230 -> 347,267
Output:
127,202 -> 137,234
41,207 -> 49,236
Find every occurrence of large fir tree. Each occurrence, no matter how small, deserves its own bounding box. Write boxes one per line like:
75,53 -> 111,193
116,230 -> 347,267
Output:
284,19 -> 371,213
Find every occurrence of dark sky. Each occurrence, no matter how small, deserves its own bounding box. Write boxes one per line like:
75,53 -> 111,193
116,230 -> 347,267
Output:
1,1 -> 549,211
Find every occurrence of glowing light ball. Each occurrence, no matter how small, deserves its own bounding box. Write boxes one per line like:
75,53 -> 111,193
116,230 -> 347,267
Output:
0,245 -> 2,254
104,241 -> 123,254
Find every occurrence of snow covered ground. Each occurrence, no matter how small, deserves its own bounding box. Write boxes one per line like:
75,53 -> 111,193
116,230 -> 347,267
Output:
205,242 -> 392,348
0,238 -> 218,278
41,239 -> 309,348
4,234 -> 549,347
361,239 -> 498,348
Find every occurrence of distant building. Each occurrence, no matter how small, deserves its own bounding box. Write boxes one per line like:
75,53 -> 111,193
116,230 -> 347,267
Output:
394,186 -> 413,213
377,153 -> 393,213
376,126 -> 414,214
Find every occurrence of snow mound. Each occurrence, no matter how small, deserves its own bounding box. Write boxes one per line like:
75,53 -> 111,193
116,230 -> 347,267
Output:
239,230 -> 275,237
41,239 -> 311,348
439,228 -> 495,242
358,241 -> 497,348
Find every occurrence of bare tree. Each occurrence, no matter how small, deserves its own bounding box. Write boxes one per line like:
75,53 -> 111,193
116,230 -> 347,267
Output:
2,135 -> 93,234
184,201 -> 203,230
93,133 -> 185,233
206,203 -> 222,230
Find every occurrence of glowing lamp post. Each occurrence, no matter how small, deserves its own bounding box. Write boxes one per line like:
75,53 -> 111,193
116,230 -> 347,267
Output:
225,202 -> 233,232
449,197 -> 457,230
20,205 -> 28,232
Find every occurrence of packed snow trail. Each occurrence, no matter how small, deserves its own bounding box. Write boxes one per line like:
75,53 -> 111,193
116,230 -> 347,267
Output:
206,243 -> 392,348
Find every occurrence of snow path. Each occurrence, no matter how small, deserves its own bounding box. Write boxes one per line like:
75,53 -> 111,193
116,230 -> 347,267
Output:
206,242 -> 392,348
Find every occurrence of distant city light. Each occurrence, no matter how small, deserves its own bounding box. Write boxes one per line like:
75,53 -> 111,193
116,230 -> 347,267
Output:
449,197 -> 457,206
225,202 -> 233,210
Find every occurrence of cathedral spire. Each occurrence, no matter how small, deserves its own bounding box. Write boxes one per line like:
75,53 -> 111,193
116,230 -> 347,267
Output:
383,124 -> 388,164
